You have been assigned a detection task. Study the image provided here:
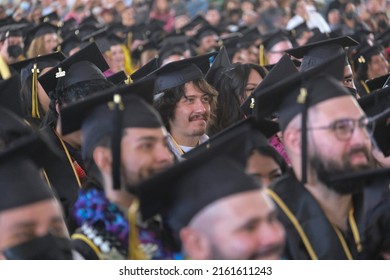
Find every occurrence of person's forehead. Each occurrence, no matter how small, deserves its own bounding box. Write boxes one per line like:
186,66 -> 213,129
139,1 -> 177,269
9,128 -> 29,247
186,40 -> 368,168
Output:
310,95 -> 363,120
123,126 -> 166,139
270,40 -> 292,52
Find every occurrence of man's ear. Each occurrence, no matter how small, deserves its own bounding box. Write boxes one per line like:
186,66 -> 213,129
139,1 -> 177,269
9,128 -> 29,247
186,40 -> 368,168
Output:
283,127 -> 301,157
55,101 -> 61,115
179,227 -> 210,260
93,146 -> 112,173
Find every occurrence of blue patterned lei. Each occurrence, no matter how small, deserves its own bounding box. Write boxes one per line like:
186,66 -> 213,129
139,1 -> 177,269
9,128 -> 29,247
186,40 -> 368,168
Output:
73,188 -> 129,248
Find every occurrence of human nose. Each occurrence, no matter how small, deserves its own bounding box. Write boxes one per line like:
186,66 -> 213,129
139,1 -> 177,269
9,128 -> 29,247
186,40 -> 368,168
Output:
194,98 -> 207,113
257,221 -> 285,250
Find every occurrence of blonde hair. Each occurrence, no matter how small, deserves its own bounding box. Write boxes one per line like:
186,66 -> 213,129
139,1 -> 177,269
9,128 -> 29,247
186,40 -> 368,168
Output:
27,36 -> 47,58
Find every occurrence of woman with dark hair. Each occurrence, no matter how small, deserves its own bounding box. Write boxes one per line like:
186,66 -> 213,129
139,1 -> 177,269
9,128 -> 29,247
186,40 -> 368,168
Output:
207,63 -> 268,136
246,144 -> 289,188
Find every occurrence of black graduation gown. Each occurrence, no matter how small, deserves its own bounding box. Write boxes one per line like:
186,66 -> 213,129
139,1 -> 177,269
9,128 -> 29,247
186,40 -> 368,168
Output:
268,171 -> 390,259
40,126 -> 82,233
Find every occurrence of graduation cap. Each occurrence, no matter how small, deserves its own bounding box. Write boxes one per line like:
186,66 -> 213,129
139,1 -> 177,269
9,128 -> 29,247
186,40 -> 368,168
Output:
38,42 -> 109,95
241,54 -> 299,117
352,43 -> 384,67
144,19 -> 166,40
59,75 -> 161,190
149,52 -> 217,94
176,14 -> 208,35
358,86 -> 390,156
131,39 -> 159,60
285,36 -> 359,71
80,14 -> 99,26
184,117 -> 272,162
10,52 -> 66,119
254,53 -> 349,183
287,22 -> 311,40
107,70 -> 128,85
157,35 -> 191,63
55,33 -> 82,55
0,106 -> 33,146
40,11 -> 60,23
0,125 -> 66,211
365,73 -> 390,92
130,57 -> 159,82
194,23 -> 220,42
0,23 -> 26,40
58,18 -> 78,38
77,22 -> 103,38
261,30 -> 291,51
0,75 -> 23,117
81,27 -> 111,53
205,46 -> 232,87
134,117 -> 261,236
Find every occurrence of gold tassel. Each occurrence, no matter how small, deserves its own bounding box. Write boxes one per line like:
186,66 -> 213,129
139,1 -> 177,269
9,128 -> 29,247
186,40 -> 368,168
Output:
259,44 -> 266,66
297,87 -> 308,104
127,199 -> 147,260
31,63 -> 40,119
0,55 -> 11,80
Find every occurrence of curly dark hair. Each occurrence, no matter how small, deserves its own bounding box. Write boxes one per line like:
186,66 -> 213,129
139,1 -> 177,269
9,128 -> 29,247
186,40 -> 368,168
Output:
154,79 -> 218,132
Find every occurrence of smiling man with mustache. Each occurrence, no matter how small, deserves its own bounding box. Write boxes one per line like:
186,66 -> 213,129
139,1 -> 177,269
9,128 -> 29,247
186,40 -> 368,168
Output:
153,53 -> 218,160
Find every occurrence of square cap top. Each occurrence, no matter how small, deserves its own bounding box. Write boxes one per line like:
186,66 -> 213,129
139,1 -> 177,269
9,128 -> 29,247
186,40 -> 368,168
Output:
0,23 -> 27,39
40,11 -> 60,23
107,70 -> 128,85
288,35 -> 358,71
241,54 -> 299,118
134,117 -> 261,230
365,73 -> 390,92
38,42 -> 109,94
10,52 -> 66,84
254,53 -> 349,130
148,52 -> 217,94
0,76 -> 23,117
205,46 -> 232,87
261,29 -> 291,51
130,57 -> 159,82
59,75 -> 161,161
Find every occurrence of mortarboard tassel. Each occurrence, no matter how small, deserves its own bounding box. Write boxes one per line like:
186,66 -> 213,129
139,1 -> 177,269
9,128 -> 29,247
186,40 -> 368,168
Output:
259,44 -> 266,66
31,63 -> 40,119
110,94 -> 124,190
128,199 -> 147,260
297,87 -> 308,184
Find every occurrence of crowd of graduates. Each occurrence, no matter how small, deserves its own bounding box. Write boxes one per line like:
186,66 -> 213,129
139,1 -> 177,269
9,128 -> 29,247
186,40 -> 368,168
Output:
0,0 -> 389,260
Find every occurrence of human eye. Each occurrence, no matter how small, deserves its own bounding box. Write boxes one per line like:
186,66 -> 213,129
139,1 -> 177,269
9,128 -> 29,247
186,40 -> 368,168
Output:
201,95 -> 210,103
139,141 -> 154,151
333,119 -> 353,135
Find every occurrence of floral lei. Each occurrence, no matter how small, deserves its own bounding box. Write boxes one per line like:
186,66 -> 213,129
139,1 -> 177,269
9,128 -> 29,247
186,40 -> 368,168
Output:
73,188 -> 129,248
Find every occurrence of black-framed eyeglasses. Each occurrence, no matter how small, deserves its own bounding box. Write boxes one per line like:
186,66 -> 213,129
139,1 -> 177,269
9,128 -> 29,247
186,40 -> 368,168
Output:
306,117 -> 374,141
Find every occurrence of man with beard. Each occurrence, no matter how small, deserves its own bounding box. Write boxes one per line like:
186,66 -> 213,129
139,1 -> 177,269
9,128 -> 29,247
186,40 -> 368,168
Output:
253,53 -> 389,259
153,53 -> 218,159
135,121 -> 286,260
59,77 -> 175,260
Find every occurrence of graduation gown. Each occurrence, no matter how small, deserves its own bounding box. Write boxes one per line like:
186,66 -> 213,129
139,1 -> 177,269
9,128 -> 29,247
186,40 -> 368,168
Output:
40,126 -> 82,233
268,170 -> 390,259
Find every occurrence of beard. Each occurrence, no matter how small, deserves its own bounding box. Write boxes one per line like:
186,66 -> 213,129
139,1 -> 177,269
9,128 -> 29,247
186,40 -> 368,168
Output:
310,146 -> 375,195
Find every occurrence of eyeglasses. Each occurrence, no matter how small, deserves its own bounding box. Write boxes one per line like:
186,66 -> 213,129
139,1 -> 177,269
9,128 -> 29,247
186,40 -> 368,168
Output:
306,117 -> 374,141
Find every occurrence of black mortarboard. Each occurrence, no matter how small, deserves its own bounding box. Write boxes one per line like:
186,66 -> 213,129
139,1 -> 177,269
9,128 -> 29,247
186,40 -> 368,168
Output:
287,22 -> 310,40
108,33 -> 124,46
80,14 -> 99,26
81,27 -> 111,53
0,133 -> 56,211
0,106 -> 32,146
107,70 -> 128,85
0,23 -> 26,40
56,33 -> 82,55
220,32 -> 250,61
365,73 -> 390,92
60,75 -> 161,190
38,42 -> 109,95
261,30 -> 290,51
144,19 -> 166,41
134,120 -> 261,233
285,36 -> 359,71
10,52 -> 66,119
195,23 -> 219,42
58,18 -> 78,38
77,22 -> 103,38
40,11 -> 60,23
157,35 -> 191,64
255,53 -> 349,183
352,43 -> 384,67
177,15 -> 208,35
358,86 -> 390,156
241,54 -> 299,118
0,75 -> 22,117
131,39 -> 159,60
130,57 -> 159,82
241,26 -> 262,44
205,46 -> 232,87
150,52 -> 217,93
184,117 -> 270,162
